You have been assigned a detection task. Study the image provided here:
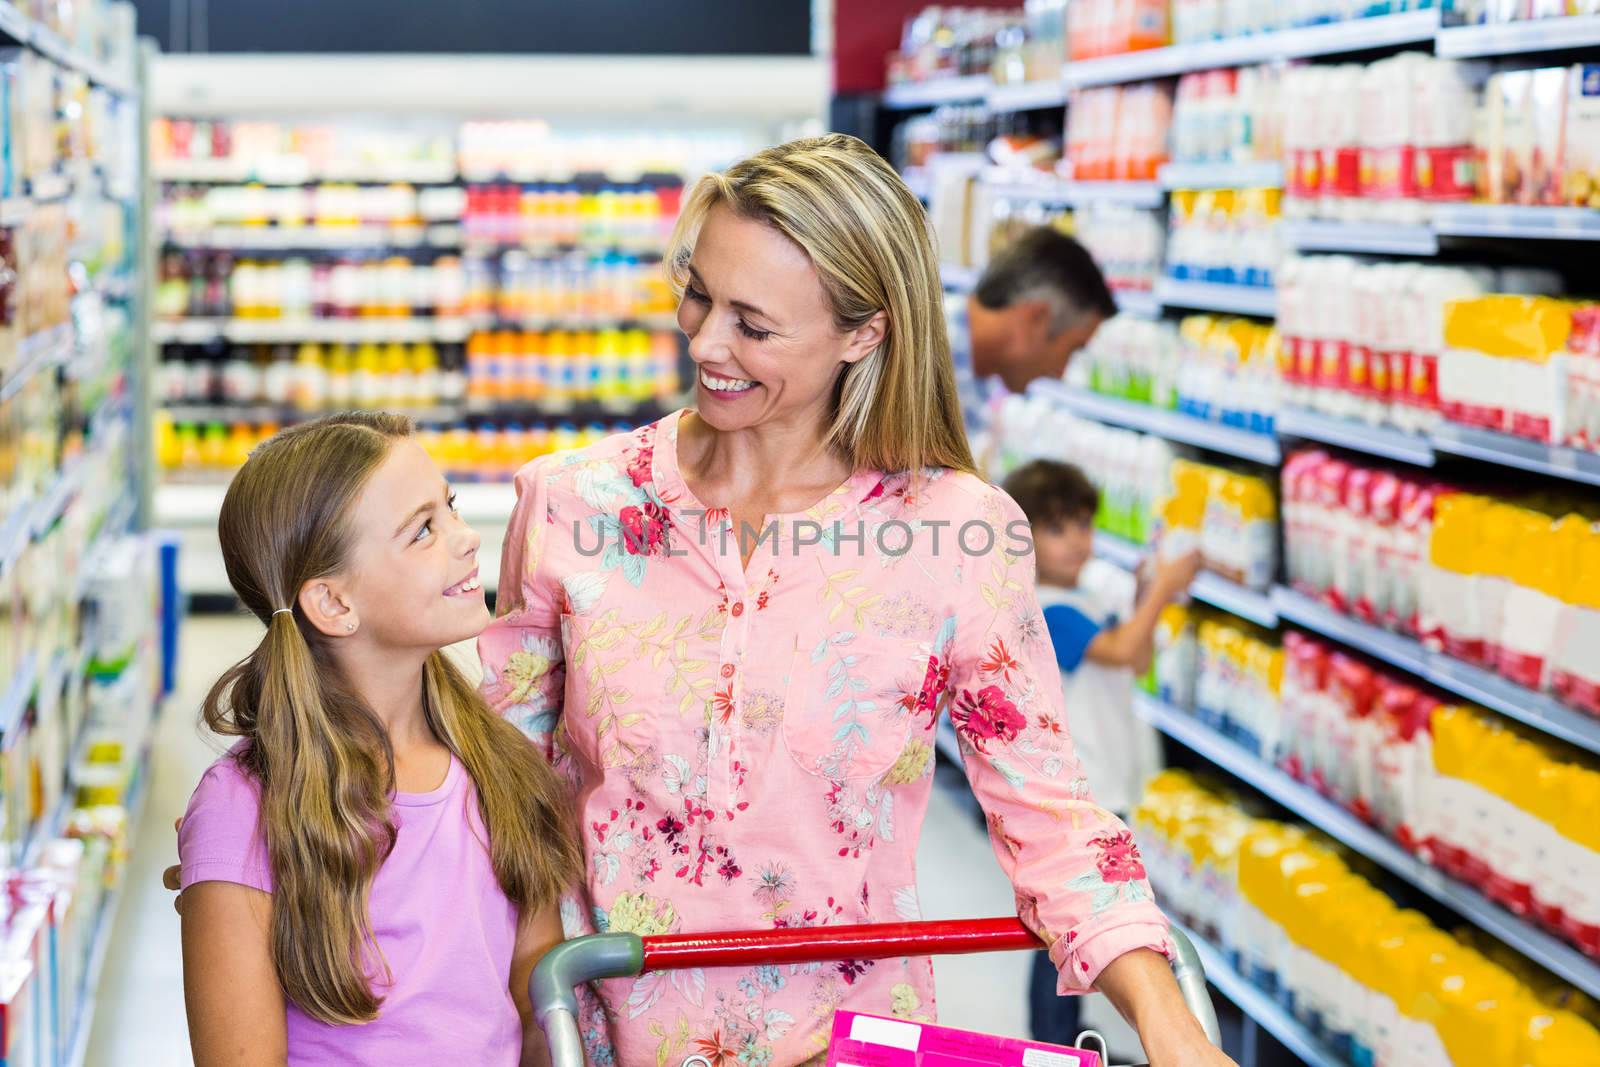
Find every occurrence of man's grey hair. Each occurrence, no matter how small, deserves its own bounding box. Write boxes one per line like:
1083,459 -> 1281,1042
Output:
974,227 -> 1118,333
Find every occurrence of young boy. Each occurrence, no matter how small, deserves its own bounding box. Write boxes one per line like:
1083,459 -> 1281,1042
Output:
1001,458 -> 1202,1051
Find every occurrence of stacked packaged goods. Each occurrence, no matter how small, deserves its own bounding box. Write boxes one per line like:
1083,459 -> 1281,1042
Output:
1134,771 -> 1600,1066
1165,187 -> 1279,289
1065,84 -> 1172,181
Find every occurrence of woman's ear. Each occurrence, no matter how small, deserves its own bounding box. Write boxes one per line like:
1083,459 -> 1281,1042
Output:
840,309 -> 889,366
298,579 -> 359,638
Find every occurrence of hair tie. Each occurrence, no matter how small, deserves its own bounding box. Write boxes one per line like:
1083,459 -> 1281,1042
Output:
272,608 -> 293,617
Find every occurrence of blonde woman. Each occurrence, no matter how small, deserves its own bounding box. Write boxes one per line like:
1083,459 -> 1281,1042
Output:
481,135 -> 1236,1067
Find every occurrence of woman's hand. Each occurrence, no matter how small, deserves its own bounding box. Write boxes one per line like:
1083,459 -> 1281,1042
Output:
1091,948 -> 1239,1067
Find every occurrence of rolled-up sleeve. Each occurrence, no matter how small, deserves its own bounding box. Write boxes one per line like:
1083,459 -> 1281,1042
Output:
478,456 -> 567,760
947,485 -> 1171,993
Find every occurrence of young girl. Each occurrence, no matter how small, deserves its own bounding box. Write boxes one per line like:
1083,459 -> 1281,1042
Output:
177,412 -> 582,1066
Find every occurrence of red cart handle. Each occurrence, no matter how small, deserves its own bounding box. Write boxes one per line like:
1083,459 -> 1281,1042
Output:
641,916 -> 1042,970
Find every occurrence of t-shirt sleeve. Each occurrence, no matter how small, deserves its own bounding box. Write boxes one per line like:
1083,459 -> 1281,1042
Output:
178,759 -> 273,894
1043,602 -> 1102,674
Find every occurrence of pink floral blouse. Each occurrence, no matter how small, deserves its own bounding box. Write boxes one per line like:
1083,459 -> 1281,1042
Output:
478,409 -> 1171,1067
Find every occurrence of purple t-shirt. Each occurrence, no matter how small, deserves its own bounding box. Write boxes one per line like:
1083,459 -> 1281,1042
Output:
178,748 -> 522,1066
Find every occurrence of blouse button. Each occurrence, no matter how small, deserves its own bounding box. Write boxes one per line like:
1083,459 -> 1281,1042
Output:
731,602 -> 745,617
721,663 -> 735,678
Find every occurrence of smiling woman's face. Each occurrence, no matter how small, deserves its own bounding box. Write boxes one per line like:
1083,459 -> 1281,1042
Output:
676,203 -> 878,433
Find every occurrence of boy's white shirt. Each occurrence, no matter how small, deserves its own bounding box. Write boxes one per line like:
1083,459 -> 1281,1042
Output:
1039,559 -> 1164,815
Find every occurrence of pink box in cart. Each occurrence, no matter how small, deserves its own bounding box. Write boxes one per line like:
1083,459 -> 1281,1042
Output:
826,1011 -> 1102,1067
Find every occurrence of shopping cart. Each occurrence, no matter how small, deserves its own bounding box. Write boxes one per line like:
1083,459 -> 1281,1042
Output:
529,916 -> 1222,1067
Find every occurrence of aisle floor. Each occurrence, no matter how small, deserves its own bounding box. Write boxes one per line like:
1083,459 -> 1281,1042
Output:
85,614 -> 1042,1065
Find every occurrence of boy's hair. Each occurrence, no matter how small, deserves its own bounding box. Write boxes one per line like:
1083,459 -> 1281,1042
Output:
1002,459 -> 1100,527
204,411 -> 580,1025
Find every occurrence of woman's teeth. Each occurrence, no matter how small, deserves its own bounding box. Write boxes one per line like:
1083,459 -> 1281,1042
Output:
701,369 -> 757,393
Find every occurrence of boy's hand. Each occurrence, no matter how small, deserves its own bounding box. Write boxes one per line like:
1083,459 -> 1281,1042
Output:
1152,549 -> 1203,601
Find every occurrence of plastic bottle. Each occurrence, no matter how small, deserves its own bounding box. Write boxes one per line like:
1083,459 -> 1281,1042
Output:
352,341 -> 385,408
291,342 -> 327,413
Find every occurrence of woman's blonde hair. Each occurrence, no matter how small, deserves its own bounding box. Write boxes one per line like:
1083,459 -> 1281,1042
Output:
203,411 -> 581,1025
667,133 -> 976,476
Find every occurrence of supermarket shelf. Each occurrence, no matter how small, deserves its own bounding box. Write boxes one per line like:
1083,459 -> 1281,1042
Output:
1432,204 -> 1600,241
978,171 -> 1165,209
63,743 -> 155,1067
1436,13 -> 1600,57
1272,586 -> 1432,676
0,651 -> 38,742
1271,586 -> 1600,757
1168,919 -> 1345,1067
1155,279 -> 1277,318
1035,380 -> 1282,464
1093,532 -> 1276,626
155,159 -> 458,184
153,317 -> 477,345
31,458 -> 83,536
163,225 -> 451,251
1425,655 -> 1600,759
987,80 -> 1069,112
1092,531 -> 1146,571
941,263 -> 980,292
1281,220 -> 1439,256
1,323 -> 73,403
1192,573 -> 1278,629
162,403 -> 465,425
1157,161 -> 1285,190
472,313 -> 681,332
1113,289 -> 1161,318
882,74 -> 992,109
1135,693 -> 1600,999
1062,10 -> 1441,89
1275,407 -> 1436,467
0,2 -> 137,95
1431,422 -> 1600,488
0,492 -> 32,576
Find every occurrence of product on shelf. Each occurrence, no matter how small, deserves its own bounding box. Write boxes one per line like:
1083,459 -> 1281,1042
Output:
1281,448 -> 1439,637
1188,611 -> 1283,755
158,180 -> 461,234
1438,293 -> 1600,450
157,340 -> 468,413
1277,256 -> 1501,433
1074,201 -> 1165,294
1283,55 -> 1477,223
886,7 -> 1026,85
1171,67 -> 1284,166
1068,0 -> 1170,60
989,398 -> 1182,546
155,416 -> 633,486
150,118 -> 457,180
1159,458 -> 1278,592
459,181 -> 680,252
1021,0 -> 1069,83
464,328 -> 680,406
1475,65 -> 1600,209
1135,771 -> 1600,1066
1071,313 -> 1280,433
1165,187 -> 1279,289
1065,84 -> 1172,181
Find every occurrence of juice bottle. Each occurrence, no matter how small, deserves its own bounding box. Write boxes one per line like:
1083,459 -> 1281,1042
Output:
291,342 -> 327,413
490,331 -> 518,404
411,342 -> 440,408
325,343 -> 353,410
1551,523 -> 1600,715
466,333 -> 494,403
382,341 -> 412,408
352,341 -> 385,408
224,424 -> 254,468
596,328 -> 623,402
545,330 -> 572,405
1420,492 -> 1485,656
200,423 -> 230,469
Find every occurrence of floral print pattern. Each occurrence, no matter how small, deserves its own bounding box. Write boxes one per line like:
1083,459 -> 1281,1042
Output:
479,410 -> 1170,1067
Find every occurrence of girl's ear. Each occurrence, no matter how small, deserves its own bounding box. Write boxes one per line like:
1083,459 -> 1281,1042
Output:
840,309 -> 888,366
299,579 -> 359,638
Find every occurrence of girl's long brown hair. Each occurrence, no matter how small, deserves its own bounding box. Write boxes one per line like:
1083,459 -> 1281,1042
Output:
202,411 -> 581,1024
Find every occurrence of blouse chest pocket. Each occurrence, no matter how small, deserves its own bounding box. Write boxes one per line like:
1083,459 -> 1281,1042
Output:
559,612 -> 657,771
781,631 -> 931,782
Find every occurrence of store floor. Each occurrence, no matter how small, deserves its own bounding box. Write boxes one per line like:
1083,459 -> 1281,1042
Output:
84,613 -> 1063,1065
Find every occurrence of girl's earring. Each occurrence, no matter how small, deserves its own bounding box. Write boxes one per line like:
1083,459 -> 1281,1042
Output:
346,622 -> 356,632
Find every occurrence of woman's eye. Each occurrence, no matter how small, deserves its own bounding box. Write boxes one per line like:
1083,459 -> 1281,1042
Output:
683,284 -> 710,305
736,320 -> 771,342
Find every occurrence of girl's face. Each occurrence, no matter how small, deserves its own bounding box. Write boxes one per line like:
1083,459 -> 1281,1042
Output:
675,203 -> 884,433
335,439 -> 488,654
